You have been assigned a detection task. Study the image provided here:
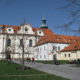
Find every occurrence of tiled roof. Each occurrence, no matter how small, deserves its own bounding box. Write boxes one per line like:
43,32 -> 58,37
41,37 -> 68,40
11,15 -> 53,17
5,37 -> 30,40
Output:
0,24 -> 80,49
33,28 -> 55,36
32,28 -> 40,31
0,24 -> 20,33
61,42 -> 80,52
42,28 -> 55,36
35,34 -> 80,46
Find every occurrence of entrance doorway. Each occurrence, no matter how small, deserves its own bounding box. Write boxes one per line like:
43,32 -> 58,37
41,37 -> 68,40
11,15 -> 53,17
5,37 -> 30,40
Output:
6,51 -> 11,60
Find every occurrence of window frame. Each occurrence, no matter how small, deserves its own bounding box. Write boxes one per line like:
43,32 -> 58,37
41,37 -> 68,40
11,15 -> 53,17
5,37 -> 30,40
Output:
25,27 -> 28,31
20,39 -> 23,47
29,39 -> 32,47
8,28 -> 11,31
7,39 -> 11,46
64,54 -> 67,57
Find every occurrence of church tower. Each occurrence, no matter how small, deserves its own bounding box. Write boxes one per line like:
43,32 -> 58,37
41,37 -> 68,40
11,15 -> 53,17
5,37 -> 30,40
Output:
40,17 -> 48,29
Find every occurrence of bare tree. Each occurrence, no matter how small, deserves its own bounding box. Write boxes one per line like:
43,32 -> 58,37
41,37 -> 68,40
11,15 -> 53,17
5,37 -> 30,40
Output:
21,33 -> 25,70
56,0 -> 80,35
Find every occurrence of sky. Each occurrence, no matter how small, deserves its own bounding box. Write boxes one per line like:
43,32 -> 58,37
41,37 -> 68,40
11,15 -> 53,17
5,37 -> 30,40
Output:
0,0 -> 78,36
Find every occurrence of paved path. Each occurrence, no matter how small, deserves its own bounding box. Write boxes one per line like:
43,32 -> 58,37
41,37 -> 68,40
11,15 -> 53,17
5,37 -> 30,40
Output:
13,60 -> 80,80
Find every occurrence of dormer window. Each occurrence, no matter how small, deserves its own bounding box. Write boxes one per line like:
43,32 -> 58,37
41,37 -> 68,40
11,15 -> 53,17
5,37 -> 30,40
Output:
39,31 -> 41,34
9,29 -> 11,31
25,27 -> 28,31
37,30 -> 44,36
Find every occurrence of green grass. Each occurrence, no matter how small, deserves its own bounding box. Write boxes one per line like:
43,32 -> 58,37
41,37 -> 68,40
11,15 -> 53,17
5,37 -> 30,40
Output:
59,60 -> 69,64
0,60 -> 69,80
0,60 -> 43,75
0,75 -> 69,80
36,60 -> 69,64
36,60 -> 54,64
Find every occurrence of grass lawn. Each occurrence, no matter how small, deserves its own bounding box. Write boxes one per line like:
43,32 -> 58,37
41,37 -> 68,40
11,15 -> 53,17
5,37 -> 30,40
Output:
36,60 -> 69,64
0,60 -> 69,80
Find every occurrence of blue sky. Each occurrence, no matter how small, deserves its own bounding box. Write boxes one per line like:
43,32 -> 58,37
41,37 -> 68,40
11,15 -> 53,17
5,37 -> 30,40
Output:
0,0 -> 78,36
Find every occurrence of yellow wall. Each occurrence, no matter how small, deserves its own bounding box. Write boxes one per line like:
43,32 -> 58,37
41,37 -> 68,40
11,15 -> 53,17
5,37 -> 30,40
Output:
57,50 -> 80,60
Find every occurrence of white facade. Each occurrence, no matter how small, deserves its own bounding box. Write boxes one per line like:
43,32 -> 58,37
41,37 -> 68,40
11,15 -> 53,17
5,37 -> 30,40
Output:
36,30 -> 44,36
59,50 -> 80,60
18,24 -> 35,34
34,43 -> 69,60
0,23 -> 80,61
0,24 -> 40,60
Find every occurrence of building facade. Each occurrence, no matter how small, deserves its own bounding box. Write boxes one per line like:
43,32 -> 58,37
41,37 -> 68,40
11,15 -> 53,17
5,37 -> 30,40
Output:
60,42 -> 80,60
0,17 -> 80,60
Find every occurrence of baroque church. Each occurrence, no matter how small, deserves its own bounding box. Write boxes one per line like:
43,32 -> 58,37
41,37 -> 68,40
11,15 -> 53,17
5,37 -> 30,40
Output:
0,17 -> 80,60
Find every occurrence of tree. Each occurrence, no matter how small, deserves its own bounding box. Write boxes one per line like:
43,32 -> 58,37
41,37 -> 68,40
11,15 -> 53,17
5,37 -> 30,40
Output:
56,0 -> 80,35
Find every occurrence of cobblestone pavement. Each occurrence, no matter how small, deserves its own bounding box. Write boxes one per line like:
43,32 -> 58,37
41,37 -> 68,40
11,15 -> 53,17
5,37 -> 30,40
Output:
13,60 -> 80,80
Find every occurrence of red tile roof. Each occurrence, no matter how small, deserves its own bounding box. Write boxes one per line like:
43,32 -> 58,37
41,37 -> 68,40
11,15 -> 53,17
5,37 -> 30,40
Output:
32,28 -> 40,31
0,24 -> 20,33
0,24 -> 80,49
33,28 -> 55,36
61,42 -> 80,52
35,34 -> 80,46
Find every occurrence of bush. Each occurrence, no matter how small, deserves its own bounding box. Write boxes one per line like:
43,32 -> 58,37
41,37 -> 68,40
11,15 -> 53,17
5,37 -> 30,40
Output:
69,59 -> 80,64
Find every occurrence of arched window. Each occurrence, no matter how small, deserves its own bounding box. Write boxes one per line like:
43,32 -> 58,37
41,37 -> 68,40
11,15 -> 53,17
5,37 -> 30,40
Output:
7,39 -> 11,46
29,39 -> 32,47
20,39 -> 23,46
25,27 -> 28,31
64,54 -> 67,57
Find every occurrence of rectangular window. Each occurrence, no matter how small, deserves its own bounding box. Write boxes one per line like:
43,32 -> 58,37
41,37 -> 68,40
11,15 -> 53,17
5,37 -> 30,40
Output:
7,39 -> 11,46
20,39 -> 23,46
53,46 -> 57,51
68,54 -> 70,57
58,46 -> 60,51
29,39 -> 32,47
64,54 -> 67,57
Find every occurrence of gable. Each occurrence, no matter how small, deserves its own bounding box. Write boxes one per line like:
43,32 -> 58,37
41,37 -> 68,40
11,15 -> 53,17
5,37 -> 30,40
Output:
18,24 -> 34,34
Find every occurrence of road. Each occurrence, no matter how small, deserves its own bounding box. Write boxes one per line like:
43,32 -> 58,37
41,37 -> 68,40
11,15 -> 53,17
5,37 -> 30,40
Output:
13,60 -> 80,80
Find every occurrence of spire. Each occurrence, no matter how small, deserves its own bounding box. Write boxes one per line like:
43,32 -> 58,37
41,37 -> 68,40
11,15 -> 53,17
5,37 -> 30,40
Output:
40,16 -> 48,29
